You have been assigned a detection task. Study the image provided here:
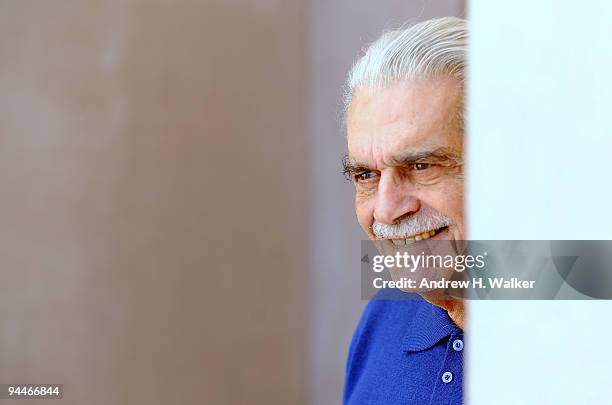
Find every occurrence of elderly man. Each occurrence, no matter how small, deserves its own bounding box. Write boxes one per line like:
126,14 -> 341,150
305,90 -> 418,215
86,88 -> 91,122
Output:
342,17 -> 467,404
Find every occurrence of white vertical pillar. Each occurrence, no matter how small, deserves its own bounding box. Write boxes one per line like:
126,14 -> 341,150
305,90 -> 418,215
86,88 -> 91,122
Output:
469,1 -> 612,403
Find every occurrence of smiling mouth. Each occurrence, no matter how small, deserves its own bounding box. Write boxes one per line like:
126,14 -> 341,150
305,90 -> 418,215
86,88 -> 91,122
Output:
388,226 -> 449,245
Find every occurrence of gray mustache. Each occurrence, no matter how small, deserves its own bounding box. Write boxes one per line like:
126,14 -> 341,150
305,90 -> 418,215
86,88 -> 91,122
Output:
372,211 -> 453,238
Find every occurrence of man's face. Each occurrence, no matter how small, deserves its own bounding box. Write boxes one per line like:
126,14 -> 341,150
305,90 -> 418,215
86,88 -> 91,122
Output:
345,77 -> 465,243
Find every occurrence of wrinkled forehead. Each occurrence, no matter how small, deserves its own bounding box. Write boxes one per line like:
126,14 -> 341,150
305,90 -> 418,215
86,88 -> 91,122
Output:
346,78 -> 464,158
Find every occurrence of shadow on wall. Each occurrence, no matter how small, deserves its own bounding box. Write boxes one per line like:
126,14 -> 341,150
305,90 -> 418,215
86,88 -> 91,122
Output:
308,0 -> 465,403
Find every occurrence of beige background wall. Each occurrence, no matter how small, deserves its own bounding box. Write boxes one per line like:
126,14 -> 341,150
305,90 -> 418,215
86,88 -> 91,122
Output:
0,1 -> 462,404
0,1 -> 306,404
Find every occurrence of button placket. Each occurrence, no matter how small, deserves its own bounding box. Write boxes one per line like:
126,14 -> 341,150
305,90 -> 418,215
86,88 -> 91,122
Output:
428,334 -> 464,404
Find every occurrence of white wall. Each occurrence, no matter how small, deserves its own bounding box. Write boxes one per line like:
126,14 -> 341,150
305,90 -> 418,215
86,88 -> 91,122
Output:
468,1 -> 612,403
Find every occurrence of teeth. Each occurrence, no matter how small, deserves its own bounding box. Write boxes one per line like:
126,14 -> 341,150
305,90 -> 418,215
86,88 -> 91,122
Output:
389,228 -> 441,245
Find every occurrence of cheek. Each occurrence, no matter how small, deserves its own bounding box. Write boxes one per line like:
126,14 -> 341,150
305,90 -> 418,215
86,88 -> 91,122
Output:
447,180 -> 465,218
424,180 -> 465,224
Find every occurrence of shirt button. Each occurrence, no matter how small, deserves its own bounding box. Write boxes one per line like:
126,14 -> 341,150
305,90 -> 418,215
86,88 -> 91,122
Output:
452,339 -> 464,352
442,371 -> 453,384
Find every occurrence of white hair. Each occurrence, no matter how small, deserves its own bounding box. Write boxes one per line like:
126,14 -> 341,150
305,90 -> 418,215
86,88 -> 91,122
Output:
343,17 -> 468,122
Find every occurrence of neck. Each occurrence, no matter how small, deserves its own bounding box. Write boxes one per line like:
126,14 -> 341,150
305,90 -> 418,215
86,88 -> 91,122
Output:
422,295 -> 467,330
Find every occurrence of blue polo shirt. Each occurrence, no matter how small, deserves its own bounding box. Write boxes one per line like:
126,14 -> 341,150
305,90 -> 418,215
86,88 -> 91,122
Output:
344,289 -> 464,404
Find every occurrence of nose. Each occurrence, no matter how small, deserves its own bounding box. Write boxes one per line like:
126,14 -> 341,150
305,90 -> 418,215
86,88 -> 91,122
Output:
373,170 -> 420,224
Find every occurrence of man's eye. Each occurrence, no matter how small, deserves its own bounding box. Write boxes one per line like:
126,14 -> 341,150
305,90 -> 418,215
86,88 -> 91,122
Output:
413,163 -> 432,171
355,171 -> 377,182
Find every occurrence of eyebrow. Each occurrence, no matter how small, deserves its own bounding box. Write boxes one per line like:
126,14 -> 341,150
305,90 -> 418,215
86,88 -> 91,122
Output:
342,147 -> 462,181
388,147 -> 463,166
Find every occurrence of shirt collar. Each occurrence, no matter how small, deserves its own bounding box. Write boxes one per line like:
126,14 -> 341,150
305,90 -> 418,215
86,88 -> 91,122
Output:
402,300 -> 461,352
